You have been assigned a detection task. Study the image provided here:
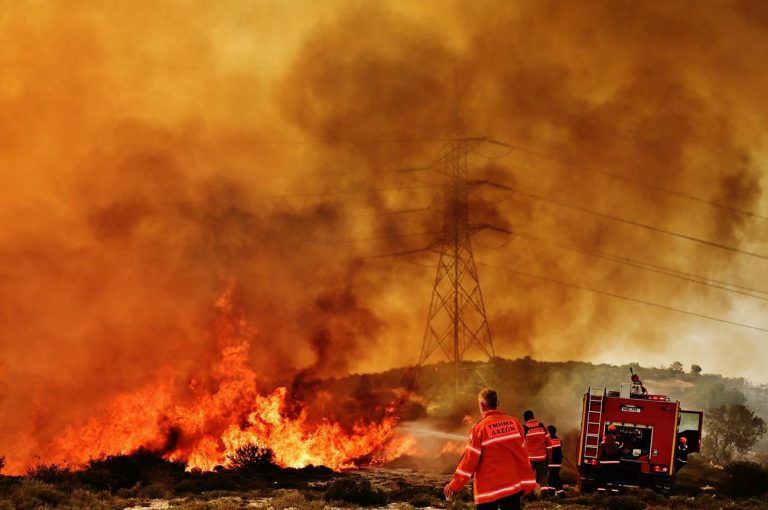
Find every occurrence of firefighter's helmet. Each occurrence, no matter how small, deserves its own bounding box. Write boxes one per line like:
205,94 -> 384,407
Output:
679,436 -> 688,444
607,424 -> 617,432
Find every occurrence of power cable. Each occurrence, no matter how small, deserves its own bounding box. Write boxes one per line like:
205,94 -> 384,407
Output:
350,246 -> 434,261
471,145 -> 515,160
285,165 -> 441,179
483,140 -> 768,222
508,230 -> 768,302
251,183 -> 441,200
504,186 -> 768,262
321,231 -> 440,245
477,262 -> 768,334
402,259 -> 440,269
473,236 -> 513,250
164,184 -> 441,209
348,206 -> 432,219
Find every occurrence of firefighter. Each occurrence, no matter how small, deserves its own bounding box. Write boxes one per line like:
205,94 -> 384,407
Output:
546,425 -> 565,498
443,388 -> 536,510
619,427 -> 636,458
674,436 -> 689,471
630,370 -> 648,397
598,425 -> 622,492
523,410 -> 552,492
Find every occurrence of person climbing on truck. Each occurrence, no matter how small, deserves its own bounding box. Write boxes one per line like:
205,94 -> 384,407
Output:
629,368 -> 648,397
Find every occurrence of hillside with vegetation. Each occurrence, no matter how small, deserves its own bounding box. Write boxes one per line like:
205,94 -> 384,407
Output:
1,357 -> 767,509
336,356 -> 768,464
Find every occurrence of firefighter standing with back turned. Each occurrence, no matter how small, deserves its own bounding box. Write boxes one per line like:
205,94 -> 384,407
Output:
523,409 -> 552,492
598,424 -> 622,492
547,425 -> 565,498
444,388 -> 537,510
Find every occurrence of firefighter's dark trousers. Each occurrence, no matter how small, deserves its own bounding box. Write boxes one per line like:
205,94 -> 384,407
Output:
599,460 -> 621,490
477,492 -> 521,510
548,466 -> 563,496
531,460 -> 549,489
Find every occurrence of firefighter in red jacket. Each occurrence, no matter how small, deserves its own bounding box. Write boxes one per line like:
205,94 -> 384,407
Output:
546,425 -> 565,498
523,409 -> 552,491
598,424 -> 622,492
444,389 -> 536,510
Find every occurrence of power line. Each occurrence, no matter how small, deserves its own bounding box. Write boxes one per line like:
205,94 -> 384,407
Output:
473,236 -> 513,250
200,137 -> 460,146
285,165 -> 440,179
7,137 -> 461,151
477,262 -> 768,334
504,185 -> 768,262
402,258 -> 440,269
350,246 -> 435,261
506,229 -> 768,302
472,145 -> 515,160
348,206 -> 433,219
483,140 -> 768,221
165,185 -> 440,209
322,231 -> 440,245
250,183 -> 441,200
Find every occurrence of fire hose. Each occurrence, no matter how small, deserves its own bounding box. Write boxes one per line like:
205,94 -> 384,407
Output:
561,454 -> 582,495
400,424 -> 584,496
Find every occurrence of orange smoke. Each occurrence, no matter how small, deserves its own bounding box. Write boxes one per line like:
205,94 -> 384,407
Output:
2,0 -> 768,476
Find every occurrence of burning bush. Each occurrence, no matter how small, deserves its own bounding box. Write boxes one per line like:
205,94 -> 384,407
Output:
77,450 -> 185,492
226,444 -> 276,473
25,462 -> 71,484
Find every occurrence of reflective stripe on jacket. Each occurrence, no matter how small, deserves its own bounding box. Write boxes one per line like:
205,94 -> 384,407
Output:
448,410 -> 537,504
548,437 -> 562,467
524,419 -> 552,462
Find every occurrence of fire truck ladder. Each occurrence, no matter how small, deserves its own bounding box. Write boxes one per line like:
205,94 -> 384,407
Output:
584,387 -> 605,460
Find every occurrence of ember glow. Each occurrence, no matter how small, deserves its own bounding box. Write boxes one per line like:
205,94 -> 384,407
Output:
13,285 -> 407,474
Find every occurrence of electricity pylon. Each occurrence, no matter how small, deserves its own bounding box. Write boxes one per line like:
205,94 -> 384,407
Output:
417,109 -> 507,398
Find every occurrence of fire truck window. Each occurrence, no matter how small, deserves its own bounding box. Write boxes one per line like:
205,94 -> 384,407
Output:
678,412 -> 699,433
678,411 -> 703,453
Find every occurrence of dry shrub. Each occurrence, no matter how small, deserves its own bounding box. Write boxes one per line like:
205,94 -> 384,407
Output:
271,490 -> 306,509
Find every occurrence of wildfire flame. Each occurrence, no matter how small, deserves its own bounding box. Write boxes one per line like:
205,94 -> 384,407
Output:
23,284 -> 408,473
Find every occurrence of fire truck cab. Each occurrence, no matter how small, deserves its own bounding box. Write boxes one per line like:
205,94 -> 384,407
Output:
577,383 -> 703,493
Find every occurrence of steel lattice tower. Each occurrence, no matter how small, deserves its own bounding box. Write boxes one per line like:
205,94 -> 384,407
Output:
418,106 -> 496,398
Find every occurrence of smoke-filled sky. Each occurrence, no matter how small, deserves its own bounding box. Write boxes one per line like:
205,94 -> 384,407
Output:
2,0 -> 768,468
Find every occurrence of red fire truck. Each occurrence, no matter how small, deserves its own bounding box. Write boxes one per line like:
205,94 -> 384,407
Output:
577,376 -> 703,493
